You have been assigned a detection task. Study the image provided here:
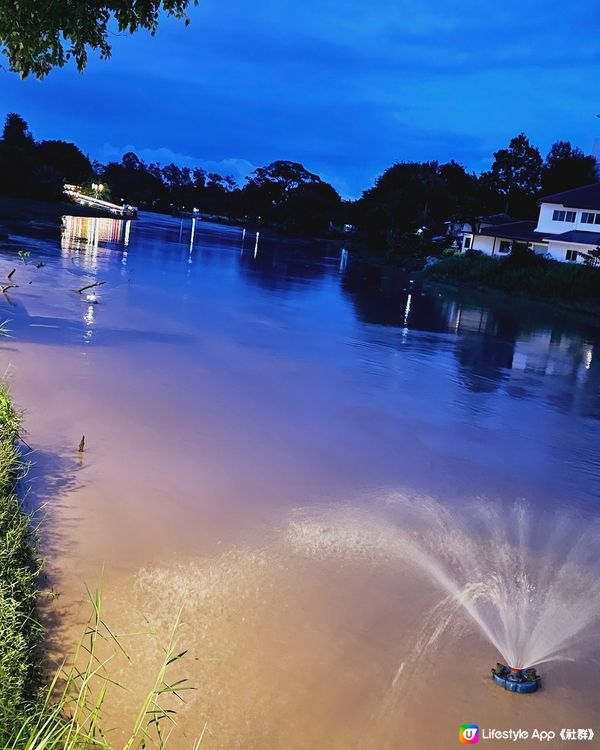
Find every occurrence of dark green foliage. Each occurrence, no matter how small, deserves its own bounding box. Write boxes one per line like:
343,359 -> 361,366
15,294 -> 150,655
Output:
242,160 -> 330,226
541,141 -> 598,196
427,252 -> 600,313
355,161 -> 477,256
480,133 -> 542,217
102,153 -> 168,208
0,114 -> 92,200
279,181 -> 341,235
35,140 -> 93,186
2,114 -> 33,149
0,387 -> 41,743
0,0 -> 198,78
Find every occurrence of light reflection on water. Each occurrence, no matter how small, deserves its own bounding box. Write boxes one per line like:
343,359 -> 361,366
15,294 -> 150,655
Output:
2,212 -> 600,748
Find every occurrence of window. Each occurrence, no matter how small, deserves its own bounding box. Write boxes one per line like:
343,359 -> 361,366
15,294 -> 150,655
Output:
552,209 -> 576,222
498,240 -> 511,254
596,214 -> 600,225
581,212 -> 597,224
463,235 -> 472,250
565,249 -> 578,262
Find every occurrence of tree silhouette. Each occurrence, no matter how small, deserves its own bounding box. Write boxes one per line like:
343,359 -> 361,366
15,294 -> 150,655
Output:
541,141 -> 598,196
483,133 -> 542,216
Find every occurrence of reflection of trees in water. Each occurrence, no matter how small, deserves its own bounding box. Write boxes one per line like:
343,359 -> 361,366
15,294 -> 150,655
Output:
341,261 -> 452,331
237,234 -> 335,292
454,312 -> 519,393
455,334 -> 515,393
340,258 -> 600,411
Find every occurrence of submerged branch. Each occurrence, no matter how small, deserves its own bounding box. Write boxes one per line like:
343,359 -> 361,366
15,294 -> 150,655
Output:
76,281 -> 106,294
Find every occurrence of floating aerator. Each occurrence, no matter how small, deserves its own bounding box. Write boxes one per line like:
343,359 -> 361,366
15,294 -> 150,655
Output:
491,664 -> 541,693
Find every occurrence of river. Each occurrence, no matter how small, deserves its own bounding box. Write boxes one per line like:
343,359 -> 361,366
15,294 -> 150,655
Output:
3,213 -> 599,748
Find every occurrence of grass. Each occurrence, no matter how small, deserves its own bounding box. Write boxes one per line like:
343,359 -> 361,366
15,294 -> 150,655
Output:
0,385 -> 41,743
426,251 -> 600,316
0,384 -> 199,748
6,590 -> 199,750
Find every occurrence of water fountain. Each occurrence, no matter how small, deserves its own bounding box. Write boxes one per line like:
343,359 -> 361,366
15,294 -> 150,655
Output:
287,494 -> 600,692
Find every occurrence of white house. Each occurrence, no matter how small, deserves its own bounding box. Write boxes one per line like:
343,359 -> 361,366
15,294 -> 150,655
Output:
461,183 -> 600,263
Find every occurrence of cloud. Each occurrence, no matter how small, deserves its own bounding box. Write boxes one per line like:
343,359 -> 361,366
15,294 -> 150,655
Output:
98,143 -> 257,184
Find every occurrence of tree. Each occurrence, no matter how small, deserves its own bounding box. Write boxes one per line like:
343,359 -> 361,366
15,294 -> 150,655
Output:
541,141 -> 598,196
248,160 -> 321,194
281,181 -> 341,235
102,152 -> 166,207
0,113 -> 35,196
356,161 -> 448,255
483,133 -> 542,216
36,140 -> 93,184
0,0 -> 198,78
1,113 -> 33,148
244,160 -> 322,223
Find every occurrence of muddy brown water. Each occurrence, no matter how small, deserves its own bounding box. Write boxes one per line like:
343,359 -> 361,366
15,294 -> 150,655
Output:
3,213 -> 599,748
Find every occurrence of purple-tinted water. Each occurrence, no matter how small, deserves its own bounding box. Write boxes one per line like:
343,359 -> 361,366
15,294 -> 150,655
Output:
2,212 -> 599,748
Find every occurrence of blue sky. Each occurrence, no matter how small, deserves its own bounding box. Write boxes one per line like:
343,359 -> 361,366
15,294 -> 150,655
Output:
0,0 -> 599,197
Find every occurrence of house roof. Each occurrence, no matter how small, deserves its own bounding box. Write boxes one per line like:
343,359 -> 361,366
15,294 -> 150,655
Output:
541,230 -> 600,247
541,182 -> 600,210
478,220 -> 541,243
477,220 -> 600,248
478,213 -> 518,226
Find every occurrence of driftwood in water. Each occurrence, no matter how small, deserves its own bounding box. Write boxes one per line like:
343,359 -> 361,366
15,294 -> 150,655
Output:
78,435 -> 85,453
2,284 -> 18,293
76,281 -> 106,295
7,268 -> 15,280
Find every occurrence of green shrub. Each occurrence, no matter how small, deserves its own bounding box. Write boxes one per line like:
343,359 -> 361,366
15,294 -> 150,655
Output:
426,252 -> 600,311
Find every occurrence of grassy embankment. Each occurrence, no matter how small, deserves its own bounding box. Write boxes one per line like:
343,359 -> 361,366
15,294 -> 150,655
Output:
426,251 -> 600,317
0,386 -> 41,742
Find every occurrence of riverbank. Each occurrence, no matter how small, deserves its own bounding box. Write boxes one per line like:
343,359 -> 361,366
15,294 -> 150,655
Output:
0,386 -> 41,743
0,195 -> 117,239
424,251 -> 600,318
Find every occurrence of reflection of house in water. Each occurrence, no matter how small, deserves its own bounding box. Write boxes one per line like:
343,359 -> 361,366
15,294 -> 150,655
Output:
450,299 -> 596,395
511,332 -> 594,379
445,302 -> 490,335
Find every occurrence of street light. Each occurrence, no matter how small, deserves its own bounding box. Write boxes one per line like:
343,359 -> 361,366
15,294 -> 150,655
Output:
91,183 -> 104,199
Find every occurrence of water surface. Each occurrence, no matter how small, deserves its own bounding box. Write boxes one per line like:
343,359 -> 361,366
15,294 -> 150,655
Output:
3,213 -> 600,748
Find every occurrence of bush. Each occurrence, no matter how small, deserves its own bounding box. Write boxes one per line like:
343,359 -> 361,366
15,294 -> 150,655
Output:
426,251 -> 600,311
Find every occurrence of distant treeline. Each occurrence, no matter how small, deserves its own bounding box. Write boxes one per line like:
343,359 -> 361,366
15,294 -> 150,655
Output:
0,113 -> 597,252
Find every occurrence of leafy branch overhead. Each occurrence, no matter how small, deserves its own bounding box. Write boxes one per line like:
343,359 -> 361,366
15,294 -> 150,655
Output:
0,0 -> 198,78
